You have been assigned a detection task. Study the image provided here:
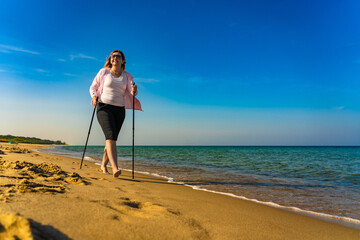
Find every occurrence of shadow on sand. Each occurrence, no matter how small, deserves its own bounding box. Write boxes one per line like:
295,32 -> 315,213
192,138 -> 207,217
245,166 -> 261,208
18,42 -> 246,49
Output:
29,219 -> 72,240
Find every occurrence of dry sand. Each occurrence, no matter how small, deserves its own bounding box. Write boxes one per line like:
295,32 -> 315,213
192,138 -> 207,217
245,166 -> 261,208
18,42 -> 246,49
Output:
0,143 -> 359,240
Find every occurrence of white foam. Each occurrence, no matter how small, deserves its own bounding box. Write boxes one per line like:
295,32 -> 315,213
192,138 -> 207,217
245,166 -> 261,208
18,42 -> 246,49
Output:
84,156 -> 98,162
174,182 -> 360,230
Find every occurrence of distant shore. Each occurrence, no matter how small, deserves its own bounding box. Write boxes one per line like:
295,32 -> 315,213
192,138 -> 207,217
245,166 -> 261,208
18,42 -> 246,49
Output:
0,143 -> 359,239
0,134 -> 66,145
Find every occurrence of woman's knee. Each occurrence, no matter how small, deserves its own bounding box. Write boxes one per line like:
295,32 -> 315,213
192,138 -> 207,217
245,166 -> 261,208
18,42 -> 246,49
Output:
106,139 -> 116,144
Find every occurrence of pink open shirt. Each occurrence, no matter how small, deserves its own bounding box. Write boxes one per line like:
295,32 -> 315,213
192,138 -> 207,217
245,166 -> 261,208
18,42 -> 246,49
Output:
90,68 -> 143,111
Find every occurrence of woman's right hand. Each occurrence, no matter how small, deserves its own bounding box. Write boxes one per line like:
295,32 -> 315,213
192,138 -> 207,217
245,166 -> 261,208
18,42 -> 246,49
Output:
91,96 -> 98,106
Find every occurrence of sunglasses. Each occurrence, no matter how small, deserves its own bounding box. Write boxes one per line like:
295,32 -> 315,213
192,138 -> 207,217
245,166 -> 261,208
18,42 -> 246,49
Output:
111,54 -> 122,59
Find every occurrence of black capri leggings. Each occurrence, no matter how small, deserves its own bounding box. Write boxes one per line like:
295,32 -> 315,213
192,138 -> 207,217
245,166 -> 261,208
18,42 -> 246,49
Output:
97,102 -> 125,141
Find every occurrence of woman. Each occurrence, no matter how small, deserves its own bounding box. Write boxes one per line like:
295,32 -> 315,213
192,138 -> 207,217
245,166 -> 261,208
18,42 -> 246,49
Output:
90,50 -> 142,177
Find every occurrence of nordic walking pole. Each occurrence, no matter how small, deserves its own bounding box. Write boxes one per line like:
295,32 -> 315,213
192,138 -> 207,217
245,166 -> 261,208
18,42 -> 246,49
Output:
80,97 -> 98,169
132,82 -> 135,179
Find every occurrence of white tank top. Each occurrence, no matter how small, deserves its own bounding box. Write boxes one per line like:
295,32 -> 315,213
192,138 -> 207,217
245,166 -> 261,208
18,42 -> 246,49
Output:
100,71 -> 127,107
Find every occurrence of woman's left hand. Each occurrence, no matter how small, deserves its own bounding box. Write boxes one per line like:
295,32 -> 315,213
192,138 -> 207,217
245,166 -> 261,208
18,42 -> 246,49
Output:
131,84 -> 137,96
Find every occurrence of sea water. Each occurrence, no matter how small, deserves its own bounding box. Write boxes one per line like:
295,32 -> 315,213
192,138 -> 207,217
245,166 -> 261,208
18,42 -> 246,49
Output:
39,146 -> 360,223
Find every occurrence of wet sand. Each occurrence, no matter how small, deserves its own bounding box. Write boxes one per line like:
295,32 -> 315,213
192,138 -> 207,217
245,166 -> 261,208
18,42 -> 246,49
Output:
0,143 -> 359,239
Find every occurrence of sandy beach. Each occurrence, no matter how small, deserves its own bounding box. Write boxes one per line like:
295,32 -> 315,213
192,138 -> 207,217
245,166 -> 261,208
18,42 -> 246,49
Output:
0,143 -> 359,240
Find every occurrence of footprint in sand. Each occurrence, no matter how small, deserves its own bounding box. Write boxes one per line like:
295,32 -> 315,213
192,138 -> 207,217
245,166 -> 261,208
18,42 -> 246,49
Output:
101,197 -> 172,219
96,197 -> 210,238
115,187 -> 127,193
0,160 -> 90,202
108,214 -> 120,221
119,198 -> 210,238
89,197 -> 166,219
183,217 -> 211,240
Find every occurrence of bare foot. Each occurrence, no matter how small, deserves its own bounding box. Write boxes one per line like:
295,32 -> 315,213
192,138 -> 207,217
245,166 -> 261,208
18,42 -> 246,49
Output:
101,166 -> 110,175
113,169 -> 122,177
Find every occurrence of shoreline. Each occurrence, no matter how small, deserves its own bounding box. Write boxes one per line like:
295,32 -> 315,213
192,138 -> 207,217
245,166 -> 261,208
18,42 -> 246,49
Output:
1,143 -> 359,239
40,145 -> 360,229
98,165 -> 360,230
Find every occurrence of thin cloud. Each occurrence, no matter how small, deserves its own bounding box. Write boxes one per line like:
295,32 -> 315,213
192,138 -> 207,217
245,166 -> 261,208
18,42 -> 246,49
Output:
64,73 -> 77,77
134,77 -> 160,83
0,69 -> 7,72
150,74 -> 206,85
36,69 -> 48,73
0,44 -> 39,55
333,106 -> 345,111
70,53 -> 97,61
58,58 -> 66,62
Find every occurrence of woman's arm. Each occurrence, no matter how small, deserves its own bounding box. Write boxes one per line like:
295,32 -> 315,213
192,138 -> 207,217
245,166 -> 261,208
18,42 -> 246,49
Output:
90,69 -> 107,106
89,69 -> 105,98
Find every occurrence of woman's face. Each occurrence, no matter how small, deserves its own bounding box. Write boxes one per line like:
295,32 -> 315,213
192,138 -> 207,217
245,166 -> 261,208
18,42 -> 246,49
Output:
110,52 -> 123,67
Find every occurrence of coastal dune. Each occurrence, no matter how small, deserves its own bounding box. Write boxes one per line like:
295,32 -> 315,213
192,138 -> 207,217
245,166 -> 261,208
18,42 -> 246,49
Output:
0,143 -> 359,239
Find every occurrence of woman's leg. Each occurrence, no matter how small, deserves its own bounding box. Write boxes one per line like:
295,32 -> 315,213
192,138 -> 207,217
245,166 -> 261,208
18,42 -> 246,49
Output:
106,139 -> 121,177
101,147 -> 110,174
97,104 -> 123,177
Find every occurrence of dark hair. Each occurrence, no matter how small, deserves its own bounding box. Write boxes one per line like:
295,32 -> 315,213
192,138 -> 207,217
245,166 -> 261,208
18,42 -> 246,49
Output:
104,50 -> 126,70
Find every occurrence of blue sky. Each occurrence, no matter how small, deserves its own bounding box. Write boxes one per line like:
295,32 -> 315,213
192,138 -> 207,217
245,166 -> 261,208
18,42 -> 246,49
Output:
1,0 -> 360,145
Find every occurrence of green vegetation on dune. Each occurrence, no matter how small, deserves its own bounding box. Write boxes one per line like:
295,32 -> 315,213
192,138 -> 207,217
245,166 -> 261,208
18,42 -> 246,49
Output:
0,135 -> 66,145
